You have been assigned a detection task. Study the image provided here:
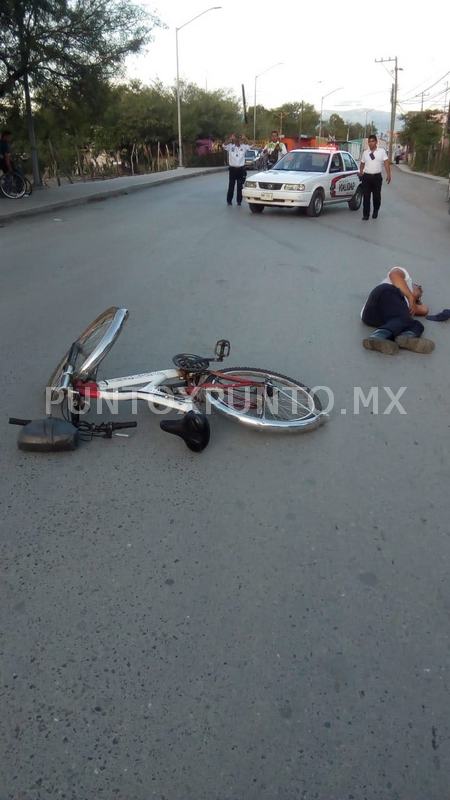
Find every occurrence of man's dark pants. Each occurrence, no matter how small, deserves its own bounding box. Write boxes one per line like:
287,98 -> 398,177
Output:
362,284 -> 424,338
361,173 -> 382,217
227,167 -> 246,204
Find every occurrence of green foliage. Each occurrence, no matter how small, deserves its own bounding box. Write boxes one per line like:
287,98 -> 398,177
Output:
179,83 -> 242,140
246,101 -> 320,140
399,110 -> 442,149
399,110 -> 445,175
275,102 -> 320,137
0,0 -> 161,97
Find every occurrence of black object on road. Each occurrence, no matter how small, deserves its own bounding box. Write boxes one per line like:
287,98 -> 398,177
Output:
426,309 -> 450,322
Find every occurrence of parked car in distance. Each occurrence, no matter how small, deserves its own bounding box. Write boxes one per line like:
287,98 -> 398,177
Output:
244,148 -> 263,170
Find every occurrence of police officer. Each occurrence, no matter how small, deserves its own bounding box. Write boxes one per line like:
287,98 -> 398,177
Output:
359,134 -> 391,220
223,133 -> 248,206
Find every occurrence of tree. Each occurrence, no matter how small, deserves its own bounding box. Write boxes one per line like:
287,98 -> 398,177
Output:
179,83 -> 241,142
247,101 -> 319,142
0,0 -> 162,183
399,110 -> 442,149
399,110 -> 442,171
322,113 -> 347,140
272,102 -> 319,138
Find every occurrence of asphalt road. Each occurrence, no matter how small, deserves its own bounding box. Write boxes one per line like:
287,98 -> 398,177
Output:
1,169 -> 450,800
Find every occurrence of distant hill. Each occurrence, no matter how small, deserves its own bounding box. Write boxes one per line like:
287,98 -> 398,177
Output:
324,108 -> 403,136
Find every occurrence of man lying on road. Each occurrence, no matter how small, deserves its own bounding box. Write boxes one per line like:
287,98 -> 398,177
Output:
361,266 -> 435,354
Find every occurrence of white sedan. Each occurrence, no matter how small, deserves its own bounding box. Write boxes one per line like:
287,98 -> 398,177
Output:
242,148 -> 363,217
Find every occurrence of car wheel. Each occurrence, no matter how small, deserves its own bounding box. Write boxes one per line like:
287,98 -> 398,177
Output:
348,186 -> 363,211
306,189 -> 324,217
249,204 -> 264,214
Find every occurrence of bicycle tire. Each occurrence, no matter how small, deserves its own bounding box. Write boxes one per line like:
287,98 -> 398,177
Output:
0,172 -> 26,199
47,307 -> 128,393
204,367 -> 324,432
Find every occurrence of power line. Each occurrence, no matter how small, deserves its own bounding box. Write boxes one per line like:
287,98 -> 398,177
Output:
399,71 -> 443,98
400,87 -> 448,106
400,70 -> 450,102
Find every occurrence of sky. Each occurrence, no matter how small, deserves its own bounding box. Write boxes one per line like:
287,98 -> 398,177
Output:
127,0 -> 450,120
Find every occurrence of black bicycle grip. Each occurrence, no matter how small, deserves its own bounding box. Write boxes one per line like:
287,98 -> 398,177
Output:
9,417 -> 31,426
111,421 -> 137,430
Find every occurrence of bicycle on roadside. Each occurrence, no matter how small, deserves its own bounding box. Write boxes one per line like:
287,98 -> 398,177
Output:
10,307 -> 327,452
0,169 -> 30,199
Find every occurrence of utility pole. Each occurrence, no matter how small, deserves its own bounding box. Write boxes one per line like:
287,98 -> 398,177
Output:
420,90 -> 429,112
441,82 -> 449,146
375,56 -> 400,160
299,100 -> 304,139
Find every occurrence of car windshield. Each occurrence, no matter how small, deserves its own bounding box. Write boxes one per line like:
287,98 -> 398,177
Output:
245,150 -> 257,158
272,151 -> 330,172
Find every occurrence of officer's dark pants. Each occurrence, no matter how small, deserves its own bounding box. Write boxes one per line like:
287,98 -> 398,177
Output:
362,172 -> 382,217
227,167 -> 246,204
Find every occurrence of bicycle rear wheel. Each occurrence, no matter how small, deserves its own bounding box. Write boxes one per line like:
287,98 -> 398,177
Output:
0,172 -> 26,199
47,307 -> 128,393
204,367 -> 324,432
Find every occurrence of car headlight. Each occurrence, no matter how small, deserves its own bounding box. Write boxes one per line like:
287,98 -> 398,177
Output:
283,183 -> 306,191
245,180 -> 257,188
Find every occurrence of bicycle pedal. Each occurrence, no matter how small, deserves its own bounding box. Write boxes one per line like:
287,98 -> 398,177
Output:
214,339 -> 230,360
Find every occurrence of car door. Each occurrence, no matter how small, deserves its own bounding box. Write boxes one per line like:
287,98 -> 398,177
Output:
327,152 -> 346,200
330,151 -> 359,200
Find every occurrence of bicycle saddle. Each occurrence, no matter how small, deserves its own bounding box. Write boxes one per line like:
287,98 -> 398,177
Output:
160,411 -> 210,452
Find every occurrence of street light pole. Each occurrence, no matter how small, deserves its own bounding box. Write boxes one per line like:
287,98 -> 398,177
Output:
253,62 -> 283,141
175,6 -> 221,168
364,109 -> 373,139
318,87 -> 343,141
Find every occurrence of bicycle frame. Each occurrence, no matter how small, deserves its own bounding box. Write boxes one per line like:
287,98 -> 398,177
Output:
70,369 -> 196,414
51,367 -> 282,417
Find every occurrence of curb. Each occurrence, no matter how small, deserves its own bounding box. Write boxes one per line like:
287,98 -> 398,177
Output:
396,164 -> 448,185
0,167 -> 227,223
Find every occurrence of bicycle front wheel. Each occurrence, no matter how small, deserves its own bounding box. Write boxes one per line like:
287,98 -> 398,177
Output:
47,307 -> 128,393
0,172 -> 26,199
204,368 -> 324,432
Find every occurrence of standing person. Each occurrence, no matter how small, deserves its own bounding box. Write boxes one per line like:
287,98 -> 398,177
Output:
359,134 -> 391,220
263,130 -> 287,168
394,144 -> 403,165
361,266 -> 434,354
0,130 -> 13,174
223,133 -> 248,206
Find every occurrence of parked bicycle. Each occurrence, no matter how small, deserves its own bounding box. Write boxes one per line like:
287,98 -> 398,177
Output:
10,307 -> 327,452
0,169 -> 27,199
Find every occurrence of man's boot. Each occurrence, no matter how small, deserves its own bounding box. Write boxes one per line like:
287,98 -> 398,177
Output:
395,331 -> 435,354
363,329 -> 399,355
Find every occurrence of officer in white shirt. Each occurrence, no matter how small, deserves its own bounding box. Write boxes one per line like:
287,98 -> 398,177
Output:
359,134 -> 391,220
361,266 -> 434,354
223,133 -> 248,206
263,130 -> 287,168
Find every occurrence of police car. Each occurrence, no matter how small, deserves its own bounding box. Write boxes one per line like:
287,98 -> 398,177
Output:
242,148 -> 362,216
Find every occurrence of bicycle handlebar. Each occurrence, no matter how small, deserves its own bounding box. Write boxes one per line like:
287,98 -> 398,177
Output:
60,341 -> 80,390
